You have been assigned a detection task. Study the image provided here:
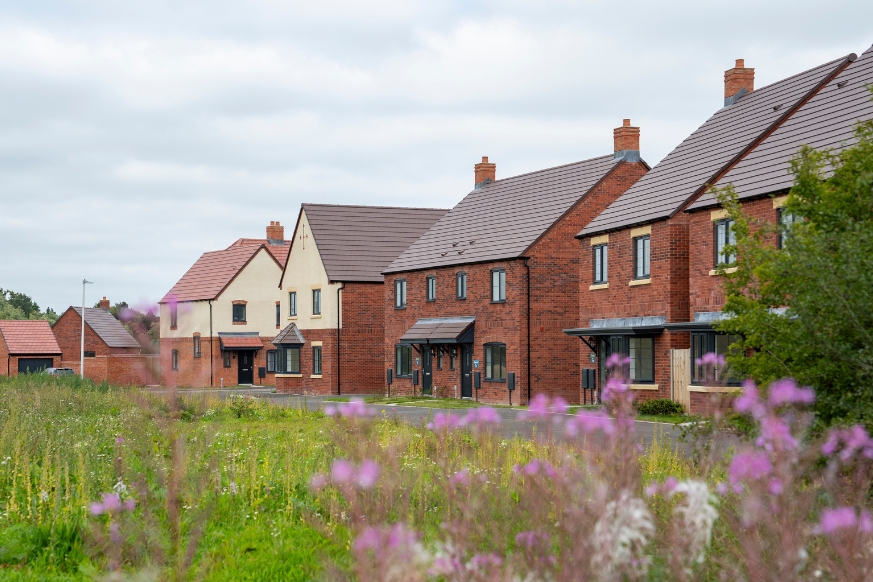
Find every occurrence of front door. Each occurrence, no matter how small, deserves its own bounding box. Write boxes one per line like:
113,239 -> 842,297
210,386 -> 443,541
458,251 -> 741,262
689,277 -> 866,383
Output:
460,344 -> 473,398
238,351 -> 254,385
421,346 -> 433,395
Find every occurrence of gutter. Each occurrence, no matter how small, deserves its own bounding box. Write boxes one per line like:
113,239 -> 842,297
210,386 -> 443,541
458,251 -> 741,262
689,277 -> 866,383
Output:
209,300 -> 213,387
525,258 -> 531,406
337,283 -> 344,395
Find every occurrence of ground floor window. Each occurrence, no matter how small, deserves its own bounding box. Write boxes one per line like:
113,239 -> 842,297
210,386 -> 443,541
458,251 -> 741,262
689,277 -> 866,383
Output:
266,350 -> 276,373
691,332 -> 742,383
277,347 -> 300,374
313,346 -> 323,375
193,335 -> 201,358
484,343 -> 506,381
396,345 -> 412,377
223,351 -> 231,368
599,336 -> 655,383
449,347 -> 456,370
437,347 -> 443,370
171,349 -> 179,370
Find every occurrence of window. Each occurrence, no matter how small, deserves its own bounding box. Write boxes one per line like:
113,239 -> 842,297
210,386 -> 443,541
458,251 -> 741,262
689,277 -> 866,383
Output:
284,347 -> 300,374
171,349 -> 179,370
691,332 -> 742,384
599,336 -> 655,383
312,289 -> 321,315
395,279 -> 407,309
266,350 -> 277,373
449,347 -> 456,370
395,345 -> 412,376
714,219 -> 736,266
84,351 -> 96,358
633,236 -> 650,279
275,304 -> 280,327
289,291 -> 297,316
491,269 -> 506,302
484,343 -> 507,380
426,276 -> 436,302
193,335 -> 201,358
777,208 -> 797,250
437,347 -> 443,370
223,351 -> 231,368
456,272 -> 467,299
170,304 -> 178,328
232,304 -> 246,322
593,244 -> 608,284
313,346 -> 322,375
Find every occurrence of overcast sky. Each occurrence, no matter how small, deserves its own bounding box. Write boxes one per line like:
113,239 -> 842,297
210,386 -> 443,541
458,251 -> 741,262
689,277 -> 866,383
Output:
1,0 -> 870,313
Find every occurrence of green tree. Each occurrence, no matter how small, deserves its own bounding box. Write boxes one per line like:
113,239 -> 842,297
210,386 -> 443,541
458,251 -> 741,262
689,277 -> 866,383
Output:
714,114 -> 873,428
0,289 -> 59,324
94,299 -> 160,354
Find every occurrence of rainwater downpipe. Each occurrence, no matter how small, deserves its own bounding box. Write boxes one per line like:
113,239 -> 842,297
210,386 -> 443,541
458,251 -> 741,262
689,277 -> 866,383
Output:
209,300 -> 213,387
525,258 -> 531,406
336,283 -> 344,395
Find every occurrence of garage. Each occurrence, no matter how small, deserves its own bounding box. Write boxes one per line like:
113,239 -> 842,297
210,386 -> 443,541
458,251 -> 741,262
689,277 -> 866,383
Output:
17,358 -> 54,374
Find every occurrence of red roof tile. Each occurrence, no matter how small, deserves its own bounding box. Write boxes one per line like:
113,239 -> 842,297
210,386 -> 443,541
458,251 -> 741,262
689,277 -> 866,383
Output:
227,238 -> 291,267
161,245 -> 276,304
218,333 -> 263,349
0,320 -> 62,355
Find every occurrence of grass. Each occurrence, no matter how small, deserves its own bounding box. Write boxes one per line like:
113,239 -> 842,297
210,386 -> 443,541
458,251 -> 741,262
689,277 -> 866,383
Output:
326,395 -> 494,409
0,374 -> 693,580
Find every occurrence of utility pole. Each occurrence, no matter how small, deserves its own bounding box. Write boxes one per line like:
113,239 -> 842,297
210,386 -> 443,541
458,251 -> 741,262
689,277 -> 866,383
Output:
81,279 -> 93,379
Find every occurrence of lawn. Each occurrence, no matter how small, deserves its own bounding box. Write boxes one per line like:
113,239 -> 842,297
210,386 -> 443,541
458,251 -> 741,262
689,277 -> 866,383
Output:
325,395 -> 499,409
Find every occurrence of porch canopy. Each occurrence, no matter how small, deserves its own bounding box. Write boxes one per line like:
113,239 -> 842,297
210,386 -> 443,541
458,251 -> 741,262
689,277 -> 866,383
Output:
563,316 -> 667,338
219,332 -> 262,351
272,323 -> 305,347
400,316 -> 475,345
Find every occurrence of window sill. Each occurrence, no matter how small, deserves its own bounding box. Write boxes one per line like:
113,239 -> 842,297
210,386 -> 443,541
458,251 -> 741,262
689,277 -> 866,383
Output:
395,306 -> 407,310
170,326 -> 177,331
395,375 -> 412,379
426,300 -> 435,303
628,278 -> 651,286
310,374 -> 323,379
232,321 -> 247,325
311,314 -> 322,319
287,316 -> 298,320
276,373 -> 302,378
688,385 -> 741,394
456,297 -> 466,300
629,383 -> 658,390
589,283 -> 609,290
484,378 -> 506,383
709,267 -> 738,276
491,300 -> 507,304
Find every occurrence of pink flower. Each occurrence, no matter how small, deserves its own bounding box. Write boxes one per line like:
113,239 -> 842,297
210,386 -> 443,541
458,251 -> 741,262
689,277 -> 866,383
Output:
515,530 -> 548,549
767,378 -> 814,407
326,398 -> 375,418
728,451 -> 773,493
605,353 -> 630,368
695,352 -> 726,368
449,469 -> 470,486
820,425 -> 873,462
519,394 -> 568,421
355,460 -> 380,489
309,473 -> 328,491
566,410 -> 616,437
601,377 -> 630,403
462,407 -> 501,428
757,416 -> 798,451
816,507 -> 860,535
428,412 -> 463,431
353,526 -> 383,552
89,492 -> 134,516
331,459 -> 355,484
734,380 -> 766,419
768,478 -> 783,495
115,436 -> 124,445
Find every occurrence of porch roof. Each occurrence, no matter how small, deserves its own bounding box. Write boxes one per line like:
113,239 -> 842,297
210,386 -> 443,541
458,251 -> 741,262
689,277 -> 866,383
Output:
563,316 -> 667,337
218,332 -> 262,350
272,323 -> 305,346
400,316 -> 475,345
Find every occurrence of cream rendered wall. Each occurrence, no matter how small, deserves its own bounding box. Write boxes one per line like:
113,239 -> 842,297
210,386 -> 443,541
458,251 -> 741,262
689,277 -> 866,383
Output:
160,248 -> 283,339
279,210 -> 342,330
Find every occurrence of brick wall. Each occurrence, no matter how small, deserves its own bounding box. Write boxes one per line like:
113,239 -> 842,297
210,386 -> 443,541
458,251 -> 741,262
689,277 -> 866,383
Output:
276,329 -> 335,395
52,309 -> 141,362
690,391 -> 738,416
160,336 -> 277,388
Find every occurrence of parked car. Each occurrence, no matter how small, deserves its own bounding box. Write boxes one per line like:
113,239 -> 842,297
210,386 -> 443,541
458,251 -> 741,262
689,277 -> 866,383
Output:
45,368 -> 76,376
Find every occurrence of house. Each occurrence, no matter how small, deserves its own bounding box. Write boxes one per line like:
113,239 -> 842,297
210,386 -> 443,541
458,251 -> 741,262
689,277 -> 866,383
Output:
383,121 -> 649,405
0,320 -> 62,375
52,298 -> 157,385
567,53 -> 858,411
160,222 -> 290,387
274,204 -> 448,395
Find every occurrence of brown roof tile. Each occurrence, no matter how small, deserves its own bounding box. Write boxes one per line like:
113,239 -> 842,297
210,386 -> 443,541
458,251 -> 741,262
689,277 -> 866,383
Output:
161,245 -> 275,303
690,46 -> 870,210
227,238 -> 291,267
300,204 -> 449,282
579,54 -> 853,237
400,317 -> 476,344
0,320 -> 62,355
61,307 -> 141,349
386,155 -> 627,273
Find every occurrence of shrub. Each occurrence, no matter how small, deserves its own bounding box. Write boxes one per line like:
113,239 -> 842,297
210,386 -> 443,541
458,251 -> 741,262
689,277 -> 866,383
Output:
636,398 -> 685,416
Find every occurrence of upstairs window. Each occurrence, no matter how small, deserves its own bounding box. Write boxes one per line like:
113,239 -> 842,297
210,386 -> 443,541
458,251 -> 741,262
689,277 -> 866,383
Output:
395,345 -> 412,376
426,276 -> 436,302
193,335 -> 201,358
634,236 -> 650,279
491,269 -> 506,302
312,289 -> 321,315
715,219 -> 736,266
777,208 -> 797,250
593,244 -> 608,284
395,279 -> 407,309
169,304 -> 178,328
289,291 -> 297,316
232,304 -> 246,322
456,272 -> 467,299
275,304 -> 280,327
313,346 -> 323,375
484,343 -> 507,380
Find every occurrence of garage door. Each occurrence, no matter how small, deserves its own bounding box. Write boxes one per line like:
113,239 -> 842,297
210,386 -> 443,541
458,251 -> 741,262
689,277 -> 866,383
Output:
18,359 -> 54,374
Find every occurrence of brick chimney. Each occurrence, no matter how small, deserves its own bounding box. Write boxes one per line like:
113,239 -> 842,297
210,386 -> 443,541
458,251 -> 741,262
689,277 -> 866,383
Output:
98,297 -> 110,310
724,59 -> 754,106
613,119 -> 641,161
474,156 -> 496,189
266,221 -> 284,243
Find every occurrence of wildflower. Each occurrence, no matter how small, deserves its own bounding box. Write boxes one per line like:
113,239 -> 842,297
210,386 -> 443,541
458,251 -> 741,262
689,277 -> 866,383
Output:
115,436 -> 124,445
331,459 -> 355,484
767,378 -> 814,407
757,416 -> 798,451
728,451 -> 773,493
602,377 -> 630,403
605,353 -> 630,368
515,530 -> 548,549
768,478 -> 783,495
228,481 -> 238,495
695,352 -> 726,368
815,507 -> 873,535
449,469 -> 470,486
591,491 -> 654,581
671,480 -> 718,565
89,492 -> 135,516
427,412 -> 463,431
310,473 -> 328,491
355,460 -> 380,489
734,380 -> 766,419
822,425 -> 873,461
352,523 -> 428,568
566,410 -> 615,437
461,407 -> 501,429
39,490 -> 48,502
519,394 -> 568,421
325,398 -> 375,418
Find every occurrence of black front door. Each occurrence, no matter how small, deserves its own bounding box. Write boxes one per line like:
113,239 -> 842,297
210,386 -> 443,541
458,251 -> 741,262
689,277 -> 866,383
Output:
460,344 -> 473,398
18,358 -> 53,374
421,346 -> 433,395
238,351 -> 254,385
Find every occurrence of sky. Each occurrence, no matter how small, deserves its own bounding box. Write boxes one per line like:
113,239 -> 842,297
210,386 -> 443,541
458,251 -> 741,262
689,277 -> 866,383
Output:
1,0 -> 871,314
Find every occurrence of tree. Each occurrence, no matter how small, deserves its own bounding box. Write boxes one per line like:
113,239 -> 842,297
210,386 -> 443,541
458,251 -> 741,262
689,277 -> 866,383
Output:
715,112 -> 873,428
0,289 -> 59,324
94,299 -> 160,354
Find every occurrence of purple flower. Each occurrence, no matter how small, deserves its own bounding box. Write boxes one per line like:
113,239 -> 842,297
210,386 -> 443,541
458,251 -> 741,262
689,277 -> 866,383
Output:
767,378 -> 814,407
816,507 -> 860,535
605,353 -> 630,368
115,436 -> 124,445
715,482 -> 729,495
462,407 -> 501,428
757,416 -> 798,451
728,451 -> 773,492
89,492 -> 134,516
309,473 -> 328,491
515,530 -> 548,549
449,469 -> 470,486
355,460 -> 380,489
353,526 -> 383,552
768,478 -> 783,495
734,380 -> 766,419
663,476 -> 678,493
428,412 -> 463,431
519,394 -> 569,421
822,425 -> 873,462
861,510 -> 873,533
330,459 -> 355,484
695,352 -> 726,368
565,410 -> 615,437
601,377 -> 629,403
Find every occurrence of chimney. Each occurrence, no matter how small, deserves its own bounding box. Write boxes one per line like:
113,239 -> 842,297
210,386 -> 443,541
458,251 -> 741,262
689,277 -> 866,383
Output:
613,119 -> 641,161
474,156 -> 496,189
724,59 -> 754,106
266,220 -> 284,243
98,297 -> 110,310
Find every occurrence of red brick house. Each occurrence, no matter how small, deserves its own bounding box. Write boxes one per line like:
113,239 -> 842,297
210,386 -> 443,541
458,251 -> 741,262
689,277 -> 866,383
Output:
52,299 -> 157,385
567,53 -> 858,411
274,204 -> 448,395
383,121 -> 649,405
160,222 -> 290,387
0,320 -> 62,375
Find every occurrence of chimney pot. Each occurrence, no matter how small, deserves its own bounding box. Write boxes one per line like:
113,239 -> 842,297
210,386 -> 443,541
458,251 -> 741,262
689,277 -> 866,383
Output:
474,156 -> 496,189
724,58 -> 755,104
98,297 -> 110,310
735,59 -> 744,68
613,119 -> 640,158
266,221 -> 284,242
